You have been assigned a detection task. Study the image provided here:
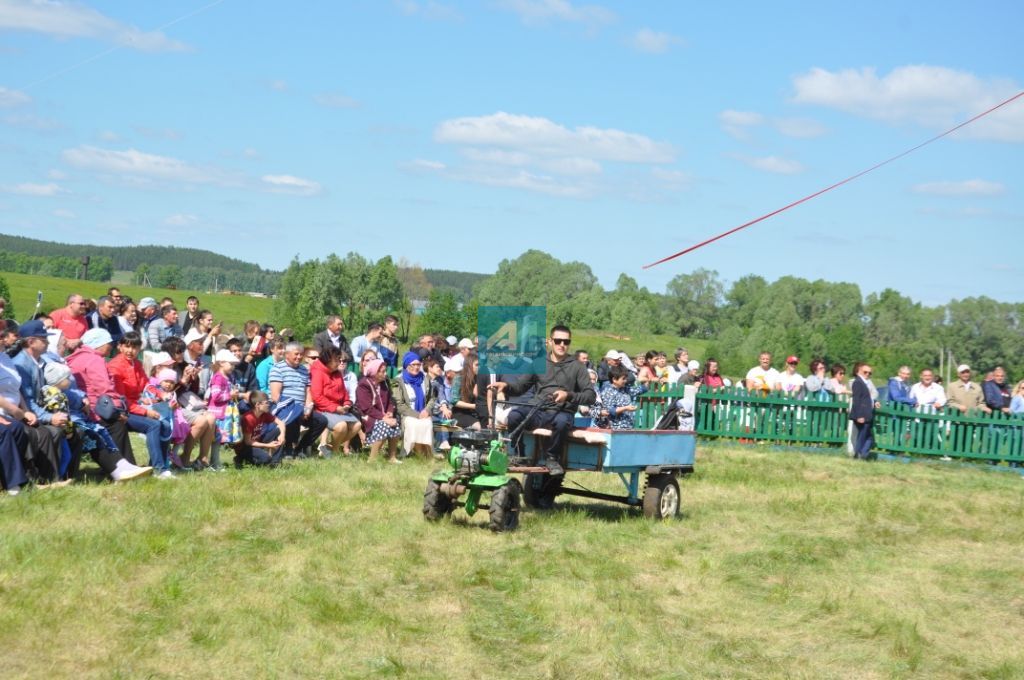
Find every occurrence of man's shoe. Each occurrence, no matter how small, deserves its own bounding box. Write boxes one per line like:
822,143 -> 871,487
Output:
542,455 -> 564,477
116,466 -> 154,483
318,444 -> 332,459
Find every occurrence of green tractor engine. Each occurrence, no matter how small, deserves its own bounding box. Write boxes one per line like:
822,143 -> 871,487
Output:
423,429 -> 522,532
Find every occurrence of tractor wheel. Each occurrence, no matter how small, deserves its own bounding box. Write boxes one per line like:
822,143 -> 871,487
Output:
423,479 -> 453,521
488,479 -> 522,532
522,472 -> 561,510
642,474 -> 680,520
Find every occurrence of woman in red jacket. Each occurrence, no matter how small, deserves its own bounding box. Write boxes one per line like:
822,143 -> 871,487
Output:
309,345 -> 361,456
106,331 -> 172,477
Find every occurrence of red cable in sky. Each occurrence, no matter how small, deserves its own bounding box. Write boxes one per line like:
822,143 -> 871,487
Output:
643,91 -> 1024,270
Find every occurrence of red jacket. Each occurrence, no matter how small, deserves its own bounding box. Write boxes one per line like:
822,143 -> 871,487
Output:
309,359 -> 351,413
107,353 -> 151,416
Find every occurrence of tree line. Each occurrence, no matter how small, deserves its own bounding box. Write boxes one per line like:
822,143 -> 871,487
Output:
0,251 -> 114,282
471,250 -> 1024,380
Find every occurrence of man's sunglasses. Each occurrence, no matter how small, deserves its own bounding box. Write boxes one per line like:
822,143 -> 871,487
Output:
551,338 -> 571,346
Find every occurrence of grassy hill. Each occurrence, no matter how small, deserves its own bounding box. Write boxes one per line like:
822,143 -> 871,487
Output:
1,271 -> 274,335
1,444 -> 1021,677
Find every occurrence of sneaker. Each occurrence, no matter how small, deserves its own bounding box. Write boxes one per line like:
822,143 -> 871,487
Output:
191,460 -> 208,472
318,444 -> 332,459
389,458 -> 404,465
116,466 -> 154,483
438,441 -> 451,451
5,487 -> 19,497
157,470 -> 176,481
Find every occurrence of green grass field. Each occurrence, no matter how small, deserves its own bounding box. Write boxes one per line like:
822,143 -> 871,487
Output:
0,271 -> 274,336
1,443 -> 1021,678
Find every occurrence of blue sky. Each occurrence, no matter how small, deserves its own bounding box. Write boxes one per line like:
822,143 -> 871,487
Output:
1,0 -> 1021,306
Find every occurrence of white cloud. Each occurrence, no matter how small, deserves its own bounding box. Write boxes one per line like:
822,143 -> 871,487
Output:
62,145 -> 219,184
53,208 -> 75,219
462,168 -> 590,198
735,154 -> 805,175
0,0 -> 188,52
792,65 -> 1024,142
395,0 -> 462,21
719,109 -> 827,141
261,174 -> 323,196
495,0 -> 615,28
435,111 -> 674,163
242,147 -> 260,159
268,79 -> 288,92
47,168 -> 66,179
0,86 -> 30,107
2,181 -> 63,196
537,156 -> 602,176
651,167 -> 691,186
773,117 -> 827,138
912,179 -> 1006,197
312,92 -> 361,109
3,113 -> 61,130
629,28 -> 683,54
459,148 -> 530,166
403,159 -> 447,172
163,213 -> 198,226
98,130 -> 120,142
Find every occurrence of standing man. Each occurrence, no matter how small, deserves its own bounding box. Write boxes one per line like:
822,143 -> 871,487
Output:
849,362 -> 879,460
886,366 -> 917,407
147,305 -> 182,352
313,315 -> 351,364
181,296 -> 201,335
982,366 -> 1012,414
496,325 -> 595,476
745,352 -> 780,393
349,322 -> 383,363
88,295 -> 123,345
910,369 -> 946,412
946,364 -> 990,414
49,294 -> 88,353
137,297 -> 161,348
378,315 -> 400,369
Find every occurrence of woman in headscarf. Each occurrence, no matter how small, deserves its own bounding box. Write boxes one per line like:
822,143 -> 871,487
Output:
393,351 -> 435,459
354,358 -> 402,464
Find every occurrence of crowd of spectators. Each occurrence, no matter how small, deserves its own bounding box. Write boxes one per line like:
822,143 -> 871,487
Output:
2,286 -> 1021,495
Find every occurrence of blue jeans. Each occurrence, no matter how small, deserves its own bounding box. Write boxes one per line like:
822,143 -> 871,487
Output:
126,413 -> 168,471
506,407 -> 573,459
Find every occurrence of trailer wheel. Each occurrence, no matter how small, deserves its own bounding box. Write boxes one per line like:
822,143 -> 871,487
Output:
423,478 -> 453,521
643,474 -> 680,520
488,479 -> 521,532
522,473 -> 561,510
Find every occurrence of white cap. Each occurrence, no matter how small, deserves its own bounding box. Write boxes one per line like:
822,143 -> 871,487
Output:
444,355 -> 464,373
687,360 -> 700,371
445,335 -> 457,345
457,338 -> 474,349
183,329 -> 205,345
151,351 -> 174,366
81,328 -> 113,349
604,349 -> 619,359
956,364 -> 971,373
214,348 -> 239,364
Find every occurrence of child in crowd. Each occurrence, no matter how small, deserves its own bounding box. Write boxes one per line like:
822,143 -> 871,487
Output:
40,362 -> 152,482
596,364 -> 644,430
235,390 -> 286,467
207,349 -> 242,469
140,368 -> 191,468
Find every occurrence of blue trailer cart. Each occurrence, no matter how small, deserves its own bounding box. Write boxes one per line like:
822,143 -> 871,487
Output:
512,419 -> 696,520
423,412 -> 696,531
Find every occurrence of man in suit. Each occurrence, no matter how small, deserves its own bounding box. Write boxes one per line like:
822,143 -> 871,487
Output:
849,362 -> 879,460
313,315 -> 352,365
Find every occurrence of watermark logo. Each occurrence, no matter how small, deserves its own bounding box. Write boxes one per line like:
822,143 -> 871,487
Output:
477,306 -> 546,376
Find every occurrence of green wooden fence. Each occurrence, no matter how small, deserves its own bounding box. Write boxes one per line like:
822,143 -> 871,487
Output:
636,384 -> 1023,464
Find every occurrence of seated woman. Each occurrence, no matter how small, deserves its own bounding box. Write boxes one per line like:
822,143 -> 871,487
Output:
355,358 -> 402,464
393,351 -> 435,459
310,345 -> 361,456
160,336 -> 216,470
106,331 -> 172,478
450,352 -> 481,430
596,364 -> 641,430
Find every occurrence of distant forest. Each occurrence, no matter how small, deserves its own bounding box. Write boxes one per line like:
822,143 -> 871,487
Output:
0,233 -> 491,297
